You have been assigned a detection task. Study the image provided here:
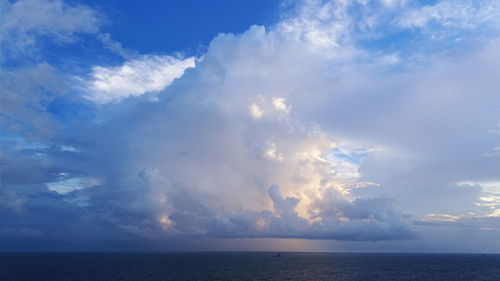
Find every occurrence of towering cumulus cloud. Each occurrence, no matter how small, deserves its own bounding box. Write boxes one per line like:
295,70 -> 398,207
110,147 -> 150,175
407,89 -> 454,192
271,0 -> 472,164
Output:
76,25 -> 414,242
1,0 -> 499,251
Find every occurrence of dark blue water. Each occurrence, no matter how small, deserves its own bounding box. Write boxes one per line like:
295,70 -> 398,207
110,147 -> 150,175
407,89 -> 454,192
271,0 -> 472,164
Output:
0,252 -> 499,281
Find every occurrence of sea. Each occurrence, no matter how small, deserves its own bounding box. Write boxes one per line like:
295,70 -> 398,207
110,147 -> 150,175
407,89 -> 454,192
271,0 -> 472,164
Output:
0,252 -> 499,281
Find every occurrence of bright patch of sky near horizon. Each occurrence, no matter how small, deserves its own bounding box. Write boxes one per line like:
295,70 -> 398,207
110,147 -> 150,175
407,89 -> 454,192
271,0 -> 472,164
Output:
1,0 -> 499,252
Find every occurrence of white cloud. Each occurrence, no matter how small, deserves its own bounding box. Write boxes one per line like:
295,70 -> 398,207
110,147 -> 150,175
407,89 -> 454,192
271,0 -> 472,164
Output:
457,181 -> 500,217
457,181 -> 500,194
421,213 -> 461,222
73,25 -> 415,241
3,0 -> 500,251
46,177 -> 100,195
278,0 -> 353,50
249,103 -> 263,119
486,209 -> 500,218
395,0 -> 500,30
271,97 -> 290,113
60,145 -> 77,152
1,0 -> 100,56
263,141 -> 284,161
84,55 -> 196,104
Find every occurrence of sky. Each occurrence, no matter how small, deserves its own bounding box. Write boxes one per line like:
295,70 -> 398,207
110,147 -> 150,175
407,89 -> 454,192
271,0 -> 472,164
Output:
0,0 -> 499,253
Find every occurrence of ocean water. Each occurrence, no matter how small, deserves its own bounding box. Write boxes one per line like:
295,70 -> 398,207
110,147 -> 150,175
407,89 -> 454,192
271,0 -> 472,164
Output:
0,252 -> 499,281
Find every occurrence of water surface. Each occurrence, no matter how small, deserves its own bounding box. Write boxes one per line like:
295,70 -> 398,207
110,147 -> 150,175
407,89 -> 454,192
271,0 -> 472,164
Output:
1,252 -> 499,281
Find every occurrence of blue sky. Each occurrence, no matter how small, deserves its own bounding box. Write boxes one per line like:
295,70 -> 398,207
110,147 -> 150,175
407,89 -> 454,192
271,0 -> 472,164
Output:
82,0 -> 281,54
1,0 -> 499,252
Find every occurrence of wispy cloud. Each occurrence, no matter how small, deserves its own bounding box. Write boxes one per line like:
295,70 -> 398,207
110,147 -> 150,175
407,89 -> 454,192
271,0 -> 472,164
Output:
1,0 -> 100,57
395,1 -> 500,30
83,55 -> 196,104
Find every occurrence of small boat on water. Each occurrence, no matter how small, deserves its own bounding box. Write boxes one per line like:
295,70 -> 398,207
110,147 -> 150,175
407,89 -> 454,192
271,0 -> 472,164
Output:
274,252 -> 281,257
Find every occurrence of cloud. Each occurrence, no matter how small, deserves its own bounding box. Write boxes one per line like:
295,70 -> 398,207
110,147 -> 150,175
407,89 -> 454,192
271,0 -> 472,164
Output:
163,184 -> 415,241
0,0 -> 100,57
83,55 -> 196,104
271,97 -> 290,113
1,0 -> 500,251
46,177 -> 100,195
0,189 -> 26,214
47,24 -> 415,243
395,1 -> 500,30
278,0 -> 357,53
97,33 -> 138,60
249,103 -> 263,119
456,181 -> 500,217
1,22 -> 416,246
0,63 -> 68,140
421,213 -> 461,222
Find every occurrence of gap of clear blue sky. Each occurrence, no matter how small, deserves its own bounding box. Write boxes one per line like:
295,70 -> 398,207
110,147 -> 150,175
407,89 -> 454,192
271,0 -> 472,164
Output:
81,0 -> 282,56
